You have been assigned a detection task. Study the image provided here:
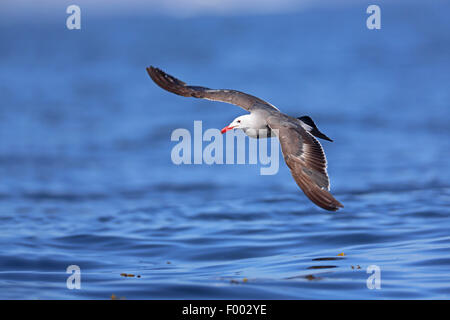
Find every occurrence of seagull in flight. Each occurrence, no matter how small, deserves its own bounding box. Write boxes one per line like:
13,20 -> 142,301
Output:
147,66 -> 343,211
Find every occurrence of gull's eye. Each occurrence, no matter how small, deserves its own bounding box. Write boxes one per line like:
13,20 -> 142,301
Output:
237,120 -> 241,123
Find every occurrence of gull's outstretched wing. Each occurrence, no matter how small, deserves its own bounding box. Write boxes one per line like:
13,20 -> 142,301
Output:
267,116 -> 343,211
146,66 -> 278,112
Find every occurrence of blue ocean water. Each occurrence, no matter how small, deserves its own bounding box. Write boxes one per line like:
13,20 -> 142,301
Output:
0,1 -> 449,299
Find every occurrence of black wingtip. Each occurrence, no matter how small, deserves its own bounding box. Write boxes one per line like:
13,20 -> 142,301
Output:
146,66 -> 157,80
145,65 -> 192,97
146,66 -> 164,79
146,65 -> 164,76
315,132 -> 334,142
297,116 -> 334,142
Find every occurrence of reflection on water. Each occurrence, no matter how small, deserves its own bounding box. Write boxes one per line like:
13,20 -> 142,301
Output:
287,256 -> 346,281
0,1 -> 450,299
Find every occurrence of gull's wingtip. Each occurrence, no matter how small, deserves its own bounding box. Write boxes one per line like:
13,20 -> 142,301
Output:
146,66 -> 167,86
145,66 -> 190,96
334,201 -> 344,211
146,65 -> 157,76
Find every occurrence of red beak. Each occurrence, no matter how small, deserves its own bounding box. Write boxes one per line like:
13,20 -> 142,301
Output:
221,125 -> 235,134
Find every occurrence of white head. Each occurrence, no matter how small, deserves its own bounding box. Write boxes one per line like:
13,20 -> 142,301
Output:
221,115 -> 252,134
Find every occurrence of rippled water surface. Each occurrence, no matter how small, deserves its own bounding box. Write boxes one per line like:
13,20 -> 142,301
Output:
0,1 -> 449,299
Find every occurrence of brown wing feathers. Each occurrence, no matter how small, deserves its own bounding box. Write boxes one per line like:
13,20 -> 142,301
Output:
146,66 -> 276,111
285,154 -> 343,211
300,133 -> 329,190
147,66 -> 196,97
269,118 -> 343,211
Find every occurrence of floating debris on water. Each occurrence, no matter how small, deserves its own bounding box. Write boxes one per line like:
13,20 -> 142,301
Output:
228,278 -> 249,284
120,273 -> 141,278
304,274 -> 322,281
